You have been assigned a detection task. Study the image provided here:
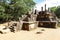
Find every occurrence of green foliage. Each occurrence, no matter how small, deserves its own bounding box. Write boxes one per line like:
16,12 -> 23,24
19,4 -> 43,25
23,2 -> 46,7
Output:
0,5 -> 5,12
50,6 -> 57,12
55,7 -> 60,18
0,0 -> 35,22
50,6 -> 60,18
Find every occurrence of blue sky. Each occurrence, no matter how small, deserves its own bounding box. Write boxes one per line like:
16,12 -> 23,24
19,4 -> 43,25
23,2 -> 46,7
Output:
34,0 -> 45,4
34,0 -> 60,11
6,0 -> 11,3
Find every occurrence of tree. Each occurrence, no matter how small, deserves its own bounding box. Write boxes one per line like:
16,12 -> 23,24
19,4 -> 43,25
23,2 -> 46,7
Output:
50,6 -> 57,12
55,6 -> 60,18
9,0 -> 35,20
50,6 -> 60,18
0,0 -> 35,22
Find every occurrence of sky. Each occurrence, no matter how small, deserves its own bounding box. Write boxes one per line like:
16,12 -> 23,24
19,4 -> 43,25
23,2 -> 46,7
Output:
34,0 -> 45,4
6,0 -> 11,3
34,0 -> 60,11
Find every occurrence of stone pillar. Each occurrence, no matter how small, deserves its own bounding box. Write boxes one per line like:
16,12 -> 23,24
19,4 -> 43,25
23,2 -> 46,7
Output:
48,8 -> 49,12
35,10 -> 37,14
16,18 -> 23,31
45,4 -> 46,11
48,8 -> 51,12
41,7 -> 43,11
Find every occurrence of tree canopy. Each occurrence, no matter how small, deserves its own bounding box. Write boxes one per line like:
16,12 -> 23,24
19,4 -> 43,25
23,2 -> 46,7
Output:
50,6 -> 60,18
0,0 -> 35,22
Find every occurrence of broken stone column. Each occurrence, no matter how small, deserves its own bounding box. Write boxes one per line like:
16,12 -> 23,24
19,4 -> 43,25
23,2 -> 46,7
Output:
34,9 -> 38,14
48,8 -> 49,12
16,17 -> 23,31
41,7 -> 43,11
45,4 -> 46,11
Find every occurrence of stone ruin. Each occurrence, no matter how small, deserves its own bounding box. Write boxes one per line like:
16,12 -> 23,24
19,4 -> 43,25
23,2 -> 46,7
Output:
0,4 -> 58,34
16,4 -> 58,30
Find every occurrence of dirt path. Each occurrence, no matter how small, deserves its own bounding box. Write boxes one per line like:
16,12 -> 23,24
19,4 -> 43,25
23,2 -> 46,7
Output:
0,27 -> 60,40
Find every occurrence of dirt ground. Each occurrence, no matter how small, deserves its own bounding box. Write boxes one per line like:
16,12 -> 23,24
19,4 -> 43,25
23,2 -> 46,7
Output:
0,27 -> 60,40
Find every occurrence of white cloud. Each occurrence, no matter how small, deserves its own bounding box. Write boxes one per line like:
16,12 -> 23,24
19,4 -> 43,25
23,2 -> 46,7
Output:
34,0 -> 60,11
